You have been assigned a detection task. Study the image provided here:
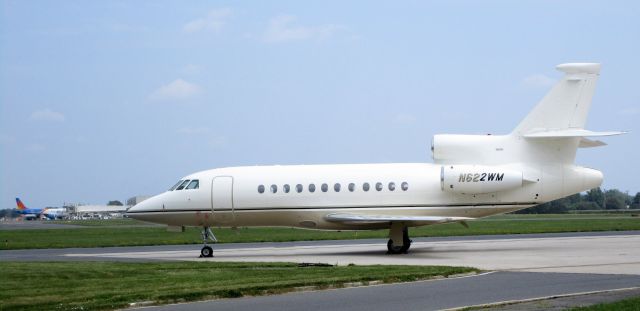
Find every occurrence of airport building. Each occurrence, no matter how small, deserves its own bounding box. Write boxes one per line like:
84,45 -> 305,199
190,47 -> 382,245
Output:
67,204 -> 128,220
126,196 -> 150,207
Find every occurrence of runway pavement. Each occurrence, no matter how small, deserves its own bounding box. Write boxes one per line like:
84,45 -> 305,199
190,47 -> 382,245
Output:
136,272 -> 640,311
48,231 -> 640,275
3,231 -> 639,310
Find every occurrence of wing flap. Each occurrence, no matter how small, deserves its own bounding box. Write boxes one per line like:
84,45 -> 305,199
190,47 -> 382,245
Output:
324,213 -> 474,225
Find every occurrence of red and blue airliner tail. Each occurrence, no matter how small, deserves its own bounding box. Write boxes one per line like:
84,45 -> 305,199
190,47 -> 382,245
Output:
16,198 -> 27,210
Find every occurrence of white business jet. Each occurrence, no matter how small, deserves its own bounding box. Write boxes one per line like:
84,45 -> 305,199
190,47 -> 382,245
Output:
127,63 -> 625,257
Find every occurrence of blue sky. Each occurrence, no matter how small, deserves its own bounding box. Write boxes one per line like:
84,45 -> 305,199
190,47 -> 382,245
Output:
1,1 -> 638,208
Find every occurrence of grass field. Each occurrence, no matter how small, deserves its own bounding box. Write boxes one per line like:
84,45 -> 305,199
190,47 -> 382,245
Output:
1,214 -> 639,250
0,261 -> 477,311
569,296 -> 640,311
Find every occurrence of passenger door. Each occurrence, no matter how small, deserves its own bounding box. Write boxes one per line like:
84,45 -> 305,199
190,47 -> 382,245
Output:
211,176 -> 234,223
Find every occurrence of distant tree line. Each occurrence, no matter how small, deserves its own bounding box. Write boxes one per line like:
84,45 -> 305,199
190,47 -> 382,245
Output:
516,188 -> 640,214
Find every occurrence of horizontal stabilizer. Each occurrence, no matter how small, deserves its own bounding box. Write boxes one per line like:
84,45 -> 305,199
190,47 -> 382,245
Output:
325,213 -> 474,226
523,129 -> 626,138
579,138 -> 607,148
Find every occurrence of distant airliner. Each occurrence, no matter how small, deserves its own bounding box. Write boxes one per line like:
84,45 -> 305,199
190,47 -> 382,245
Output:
127,63 -> 625,257
15,198 -> 66,220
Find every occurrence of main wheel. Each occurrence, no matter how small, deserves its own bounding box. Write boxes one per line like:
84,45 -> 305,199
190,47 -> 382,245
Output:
200,246 -> 213,258
387,239 -> 410,254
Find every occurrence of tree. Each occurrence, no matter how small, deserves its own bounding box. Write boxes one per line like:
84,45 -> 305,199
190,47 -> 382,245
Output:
632,192 -> 640,209
107,200 -> 123,206
604,189 -> 629,210
0,208 -> 19,218
585,188 -> 605,209
571,201 -> 600,211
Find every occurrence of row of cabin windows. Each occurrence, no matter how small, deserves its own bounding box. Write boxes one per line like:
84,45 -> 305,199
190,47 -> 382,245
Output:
257,182 -> 409,194
168,179 -> 200,191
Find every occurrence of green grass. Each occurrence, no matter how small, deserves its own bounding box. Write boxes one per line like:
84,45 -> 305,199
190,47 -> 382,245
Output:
0,261 -> 477,311
1,214 -> 639,250
569,296 -> 640,310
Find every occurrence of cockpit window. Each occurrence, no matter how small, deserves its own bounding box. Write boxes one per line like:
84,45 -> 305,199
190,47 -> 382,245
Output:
176,180 -> 190,190
185,180 -> 199,190
169,180 -> 183,191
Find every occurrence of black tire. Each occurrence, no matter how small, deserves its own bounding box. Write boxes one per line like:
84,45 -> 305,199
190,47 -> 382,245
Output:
201,246 -> 213,258
403,229 -> 412,252
387,239 -> 410,254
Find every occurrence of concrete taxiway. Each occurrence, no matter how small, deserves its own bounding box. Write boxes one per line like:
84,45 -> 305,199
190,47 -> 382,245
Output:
45,231 -> 640,275
2,232 -> 639,310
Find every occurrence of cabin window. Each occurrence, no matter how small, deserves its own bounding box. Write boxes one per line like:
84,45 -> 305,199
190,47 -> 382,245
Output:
258,185 -> 265,193
363,182 -> 370,191
348,183 -> 355,192
321,183 -> 328,192
270,184 -> 278,193
388,182 -> 396,191
176,180 -> 190,190
283,184 -> 290,193
186,180 -> 200,190
334,183 -> 341,192
169,180 -> 183,191
309,184 -> 316,193
375,182 -> 383,191
401,182 -> 409,191
296,184 -> 303,193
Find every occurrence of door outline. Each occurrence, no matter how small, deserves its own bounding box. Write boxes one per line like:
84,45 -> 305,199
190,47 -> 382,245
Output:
211,176 -> 234,221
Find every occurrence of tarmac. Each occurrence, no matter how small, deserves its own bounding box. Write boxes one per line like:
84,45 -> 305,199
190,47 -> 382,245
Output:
54,231 -> 640,275
2,231 -> 639,310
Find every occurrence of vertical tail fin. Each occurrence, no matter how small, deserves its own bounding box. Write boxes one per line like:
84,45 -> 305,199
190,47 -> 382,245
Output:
16,198 -> 27,210
511,63 -> 621,164
512,63 -> 601,136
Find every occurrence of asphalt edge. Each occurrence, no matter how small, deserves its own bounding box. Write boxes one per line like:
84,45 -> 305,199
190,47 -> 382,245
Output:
441,286 -> 640,311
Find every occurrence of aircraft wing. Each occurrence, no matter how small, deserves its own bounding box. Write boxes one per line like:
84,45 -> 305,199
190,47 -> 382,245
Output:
324,213 -> 474,226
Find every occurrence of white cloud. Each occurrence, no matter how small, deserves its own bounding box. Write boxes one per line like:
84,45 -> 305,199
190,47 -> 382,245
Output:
393,113 -> 417,125
177,127 -> 210,134
522,74 -> 556,88
148,79 -> 202,102
30,108 -> 65,122
262,15 -> 345,43
183,8 -> 232,33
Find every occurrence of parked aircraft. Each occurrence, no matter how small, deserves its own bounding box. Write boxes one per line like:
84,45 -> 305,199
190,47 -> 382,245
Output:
127,63 -> 625,257
15,198 -> 66,220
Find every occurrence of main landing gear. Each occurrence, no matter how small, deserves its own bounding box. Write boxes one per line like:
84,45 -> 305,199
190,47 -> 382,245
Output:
200,226 -> 217,258
387,223 -> 411,254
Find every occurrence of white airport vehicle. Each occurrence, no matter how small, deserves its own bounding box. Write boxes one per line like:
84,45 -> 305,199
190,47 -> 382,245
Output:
127,63 -> 625,257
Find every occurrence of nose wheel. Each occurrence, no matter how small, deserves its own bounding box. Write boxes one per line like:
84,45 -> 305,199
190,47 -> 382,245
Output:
201,245 -> 213,257
199,226 -> 217,258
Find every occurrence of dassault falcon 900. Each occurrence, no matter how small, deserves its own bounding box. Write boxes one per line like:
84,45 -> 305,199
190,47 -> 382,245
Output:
127,63 -> 625,257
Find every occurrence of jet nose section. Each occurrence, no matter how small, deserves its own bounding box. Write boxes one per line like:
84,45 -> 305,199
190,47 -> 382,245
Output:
126,194 -> 162,220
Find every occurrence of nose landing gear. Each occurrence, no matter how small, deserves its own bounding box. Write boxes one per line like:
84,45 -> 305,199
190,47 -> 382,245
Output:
200,226 -> 217,258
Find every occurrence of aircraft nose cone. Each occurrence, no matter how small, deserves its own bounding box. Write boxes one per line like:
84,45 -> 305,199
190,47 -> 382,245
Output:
126,195 -> 159,219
